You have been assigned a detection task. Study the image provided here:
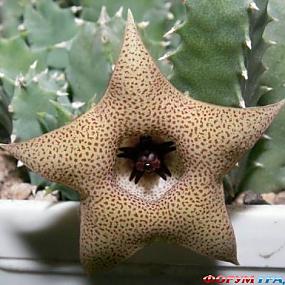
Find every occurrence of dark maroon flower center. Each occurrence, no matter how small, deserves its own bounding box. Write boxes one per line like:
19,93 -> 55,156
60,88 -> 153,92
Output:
117,135 -> 176,184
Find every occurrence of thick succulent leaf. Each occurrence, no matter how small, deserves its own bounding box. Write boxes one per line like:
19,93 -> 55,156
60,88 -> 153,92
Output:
66,15 -> 125,103
24,0 -> 78,47
169,0 -> 250,107
12,81 -> 58,140
28,172 -> 49,188
28,172 -> 79,201
35,69 -> 68,94
0,0 -> 31,38
239,0 -> 285,193
0,36 -> 46,98
0,36 -> 45,79
49,100 -> 73,126
11,66 -> 71,139
169,0 -> 186,21
46,47 -> 69,69
37,112 -> 58,133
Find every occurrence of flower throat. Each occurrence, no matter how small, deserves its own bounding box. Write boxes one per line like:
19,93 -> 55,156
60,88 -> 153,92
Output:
117,135 -> 176,184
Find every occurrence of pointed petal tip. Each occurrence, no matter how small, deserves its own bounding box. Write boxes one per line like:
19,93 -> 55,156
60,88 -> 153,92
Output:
268,99 -> 285,112
255,99 -> 285,114
231,256 -> 239,266
124,9 -> 139,39
221,252 -> 239,266
0,143 -> 18,157
279,99 -> 285,107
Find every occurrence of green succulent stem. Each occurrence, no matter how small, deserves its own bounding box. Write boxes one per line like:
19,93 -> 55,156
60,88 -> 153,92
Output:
169,0 -> 251,107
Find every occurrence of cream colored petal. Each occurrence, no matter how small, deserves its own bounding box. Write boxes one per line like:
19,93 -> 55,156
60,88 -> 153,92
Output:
169,98 -> 285,177
79,181 -> 157,272
162,174 -> 238,264
104,10 -> 178,105
79,174 -> 237,272
0,112 -> 116,196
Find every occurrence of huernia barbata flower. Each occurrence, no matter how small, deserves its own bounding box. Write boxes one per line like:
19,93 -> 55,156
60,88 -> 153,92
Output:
1,11 -> 284,274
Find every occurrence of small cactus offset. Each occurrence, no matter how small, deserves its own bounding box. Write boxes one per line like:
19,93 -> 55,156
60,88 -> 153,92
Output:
0,0 -> 285,201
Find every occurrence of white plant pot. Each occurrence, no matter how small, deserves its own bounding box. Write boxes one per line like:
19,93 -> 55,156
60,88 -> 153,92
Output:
0,200 -> 285,285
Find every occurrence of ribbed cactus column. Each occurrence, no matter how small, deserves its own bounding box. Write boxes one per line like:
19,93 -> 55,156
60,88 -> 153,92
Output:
229,0 -> 272,193
168,0 -> 251,107
239,0 -> 285,194
242,0 -> 271,106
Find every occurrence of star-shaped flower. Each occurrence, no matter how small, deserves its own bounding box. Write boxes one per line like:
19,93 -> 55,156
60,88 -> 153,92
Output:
1,11 -> 284,274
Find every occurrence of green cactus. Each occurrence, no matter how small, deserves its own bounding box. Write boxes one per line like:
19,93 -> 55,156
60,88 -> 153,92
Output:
80,0 -> 181,74
238,0 -> 285,194
23,0 -> 78,47
8,63 -> 78,199
224,0 -> 273,193
169,0 -> 253,107
80,0 -> 175,41
11,65 -> 71,141
23,0 -> 79,70
0,36 -> 46,97
242,0 -> 271,106
66,8 -> 125,103
66,5 -> 175,104
47,182 -> 80,201
0,0 -> 29,38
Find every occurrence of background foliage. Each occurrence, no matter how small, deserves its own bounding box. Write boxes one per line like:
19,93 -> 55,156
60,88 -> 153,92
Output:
0,0 -> 284,200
